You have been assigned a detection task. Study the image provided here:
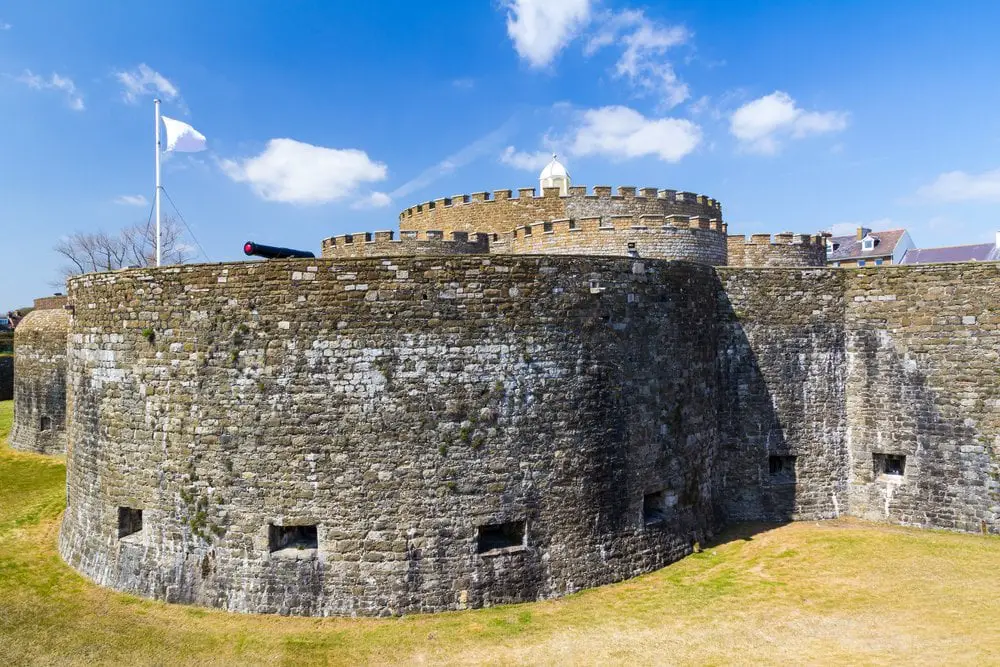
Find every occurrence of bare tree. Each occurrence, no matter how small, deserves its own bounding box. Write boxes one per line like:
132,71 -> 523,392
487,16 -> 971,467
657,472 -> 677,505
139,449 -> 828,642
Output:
54,217 -> 190,281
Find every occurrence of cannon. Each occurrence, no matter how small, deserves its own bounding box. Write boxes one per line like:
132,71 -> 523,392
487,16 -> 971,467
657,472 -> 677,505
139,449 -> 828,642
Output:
243,241 -> 315,259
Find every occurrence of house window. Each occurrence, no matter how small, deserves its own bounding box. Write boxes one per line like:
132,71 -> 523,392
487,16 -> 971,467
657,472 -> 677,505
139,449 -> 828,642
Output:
862,238 -> 875,251
833,261 -> 841,267
477,520 -> 526,554
874,453 -> 905,478
268,524 -> 318,553
875,258 -> 883,266
768,455 -> 797,483
40,415 -> 52,432
118,507 -> 143,540
858,260 -> 866,267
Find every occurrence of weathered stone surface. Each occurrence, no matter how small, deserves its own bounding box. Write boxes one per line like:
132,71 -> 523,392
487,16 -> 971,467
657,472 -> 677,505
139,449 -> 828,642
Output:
60,256 -> 722,617
321,231 -> 489,259
10,304 -> 69,454
53,183 -> 999,618
727,233 -> 827,267
716,268 -> 848,521
843,264 -> 1000,532
398,186 -> 723,239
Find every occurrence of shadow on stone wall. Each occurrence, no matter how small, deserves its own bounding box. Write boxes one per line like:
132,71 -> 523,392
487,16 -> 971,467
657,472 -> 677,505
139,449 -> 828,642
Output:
713,274 -> 849,527
847,328 -> 998,534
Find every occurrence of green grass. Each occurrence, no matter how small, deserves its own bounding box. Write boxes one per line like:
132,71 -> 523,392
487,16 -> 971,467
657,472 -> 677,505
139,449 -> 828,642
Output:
0,398 -> 999,665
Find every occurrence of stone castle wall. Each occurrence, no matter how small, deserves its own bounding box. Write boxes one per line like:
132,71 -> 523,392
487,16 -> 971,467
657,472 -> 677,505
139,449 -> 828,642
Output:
321,230 -> 489,259
843,264 -> 1000,532
54,219 -> 1000,617
399,186 -> 723,238
10,304 -> 70,455
500,215 -> 728,265
60,256 -> 723,616
727,233 -> 827,267
716,265 -> 999,533
716,268 -> 848,521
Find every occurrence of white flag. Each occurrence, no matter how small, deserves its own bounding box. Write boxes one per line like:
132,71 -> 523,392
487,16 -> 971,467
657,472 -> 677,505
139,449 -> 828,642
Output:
161,116 -> 207,153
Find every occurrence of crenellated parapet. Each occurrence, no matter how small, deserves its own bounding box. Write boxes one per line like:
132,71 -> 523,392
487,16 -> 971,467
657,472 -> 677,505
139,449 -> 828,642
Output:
726,233 -> 827,268
321,230 -> 489,259
498,214 -> 728,265
398,185 -> 723,238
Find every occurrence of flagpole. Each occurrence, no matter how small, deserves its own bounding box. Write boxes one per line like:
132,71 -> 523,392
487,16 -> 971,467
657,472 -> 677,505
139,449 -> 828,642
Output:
154,98 -> 162,267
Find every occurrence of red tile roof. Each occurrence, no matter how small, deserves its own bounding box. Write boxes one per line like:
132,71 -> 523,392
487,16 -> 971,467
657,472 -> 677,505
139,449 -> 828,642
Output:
827,229 -> 908,261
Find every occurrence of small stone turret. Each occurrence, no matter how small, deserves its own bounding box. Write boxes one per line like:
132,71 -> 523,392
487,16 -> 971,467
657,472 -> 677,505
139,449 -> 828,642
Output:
10,295 -> 70,455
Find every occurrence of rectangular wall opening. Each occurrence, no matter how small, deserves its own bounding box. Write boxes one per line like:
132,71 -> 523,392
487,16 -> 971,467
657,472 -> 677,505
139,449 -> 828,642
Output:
39,415 -> 51,432
268,524 -> 318,553
768,455 -> 797,483
477,520 -> 525,554
118,507 -> 143,540
874,453 -> 906,478
643,490 -> 669,525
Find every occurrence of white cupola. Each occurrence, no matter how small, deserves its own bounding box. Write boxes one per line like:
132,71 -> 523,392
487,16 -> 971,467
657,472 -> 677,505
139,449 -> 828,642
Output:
539,154 -> 570,195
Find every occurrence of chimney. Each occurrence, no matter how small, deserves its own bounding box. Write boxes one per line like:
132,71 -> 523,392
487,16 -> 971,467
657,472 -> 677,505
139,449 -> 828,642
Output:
857,226 -> 871,240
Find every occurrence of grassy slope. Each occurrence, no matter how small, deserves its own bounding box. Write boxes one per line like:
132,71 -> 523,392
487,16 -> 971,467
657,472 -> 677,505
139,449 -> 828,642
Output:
0,399 -> 998,665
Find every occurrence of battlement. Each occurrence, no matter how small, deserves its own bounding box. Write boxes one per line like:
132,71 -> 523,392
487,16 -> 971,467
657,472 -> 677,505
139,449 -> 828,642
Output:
398,185 -> 723,238
33,294 -> 68,311
320,229 -> 489,259
399,185 -> 722,218
501,214 -> 728,265
509,214 -> 726,237
726,232 -> 827,267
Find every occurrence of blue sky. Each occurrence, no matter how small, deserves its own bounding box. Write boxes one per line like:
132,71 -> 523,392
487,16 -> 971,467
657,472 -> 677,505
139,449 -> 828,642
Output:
2,0 -> 999,308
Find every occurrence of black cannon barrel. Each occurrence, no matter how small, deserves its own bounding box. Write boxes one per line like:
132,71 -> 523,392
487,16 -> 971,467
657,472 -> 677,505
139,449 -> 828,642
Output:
243,241 -> 315,259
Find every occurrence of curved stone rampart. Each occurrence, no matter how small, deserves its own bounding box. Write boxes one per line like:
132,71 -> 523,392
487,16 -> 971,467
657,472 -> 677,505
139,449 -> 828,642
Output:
399,185 -> 723,237
10,305 -> 70,455
500,215 -> 728,265
321,230 -> 489,258
726,233 -> 827,267
60,255 -> 722,617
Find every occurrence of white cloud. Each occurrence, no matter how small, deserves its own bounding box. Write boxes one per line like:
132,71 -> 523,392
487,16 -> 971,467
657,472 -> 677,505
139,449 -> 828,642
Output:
15,70 -> 84,110
0,22 -> 11,30
452,77 -> 476,90
114,194 -> 149,206
115,64 -> 180,104
503,0 -> 592,68
917,169 -> 1000,202
730,91 -> 848,154
351,191 -> 392,209
220,138 -> 388,205
500,146 -> 553,171
586,10 -> 691,108
568,105 -> 701,162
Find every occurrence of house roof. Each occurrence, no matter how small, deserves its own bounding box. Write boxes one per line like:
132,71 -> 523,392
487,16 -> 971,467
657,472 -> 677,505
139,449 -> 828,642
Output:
826,229 -> 908,261
899,243 -> 999,265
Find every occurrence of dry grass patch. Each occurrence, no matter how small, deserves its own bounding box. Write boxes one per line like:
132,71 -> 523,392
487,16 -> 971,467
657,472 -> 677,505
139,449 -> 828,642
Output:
0,399 -> 998,665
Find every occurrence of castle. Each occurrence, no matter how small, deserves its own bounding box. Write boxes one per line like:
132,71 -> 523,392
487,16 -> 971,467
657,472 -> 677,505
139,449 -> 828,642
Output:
13,158 -> 999,617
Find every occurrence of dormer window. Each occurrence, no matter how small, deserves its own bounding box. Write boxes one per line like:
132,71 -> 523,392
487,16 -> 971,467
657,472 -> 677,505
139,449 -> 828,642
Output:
862,236 -> 877,251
